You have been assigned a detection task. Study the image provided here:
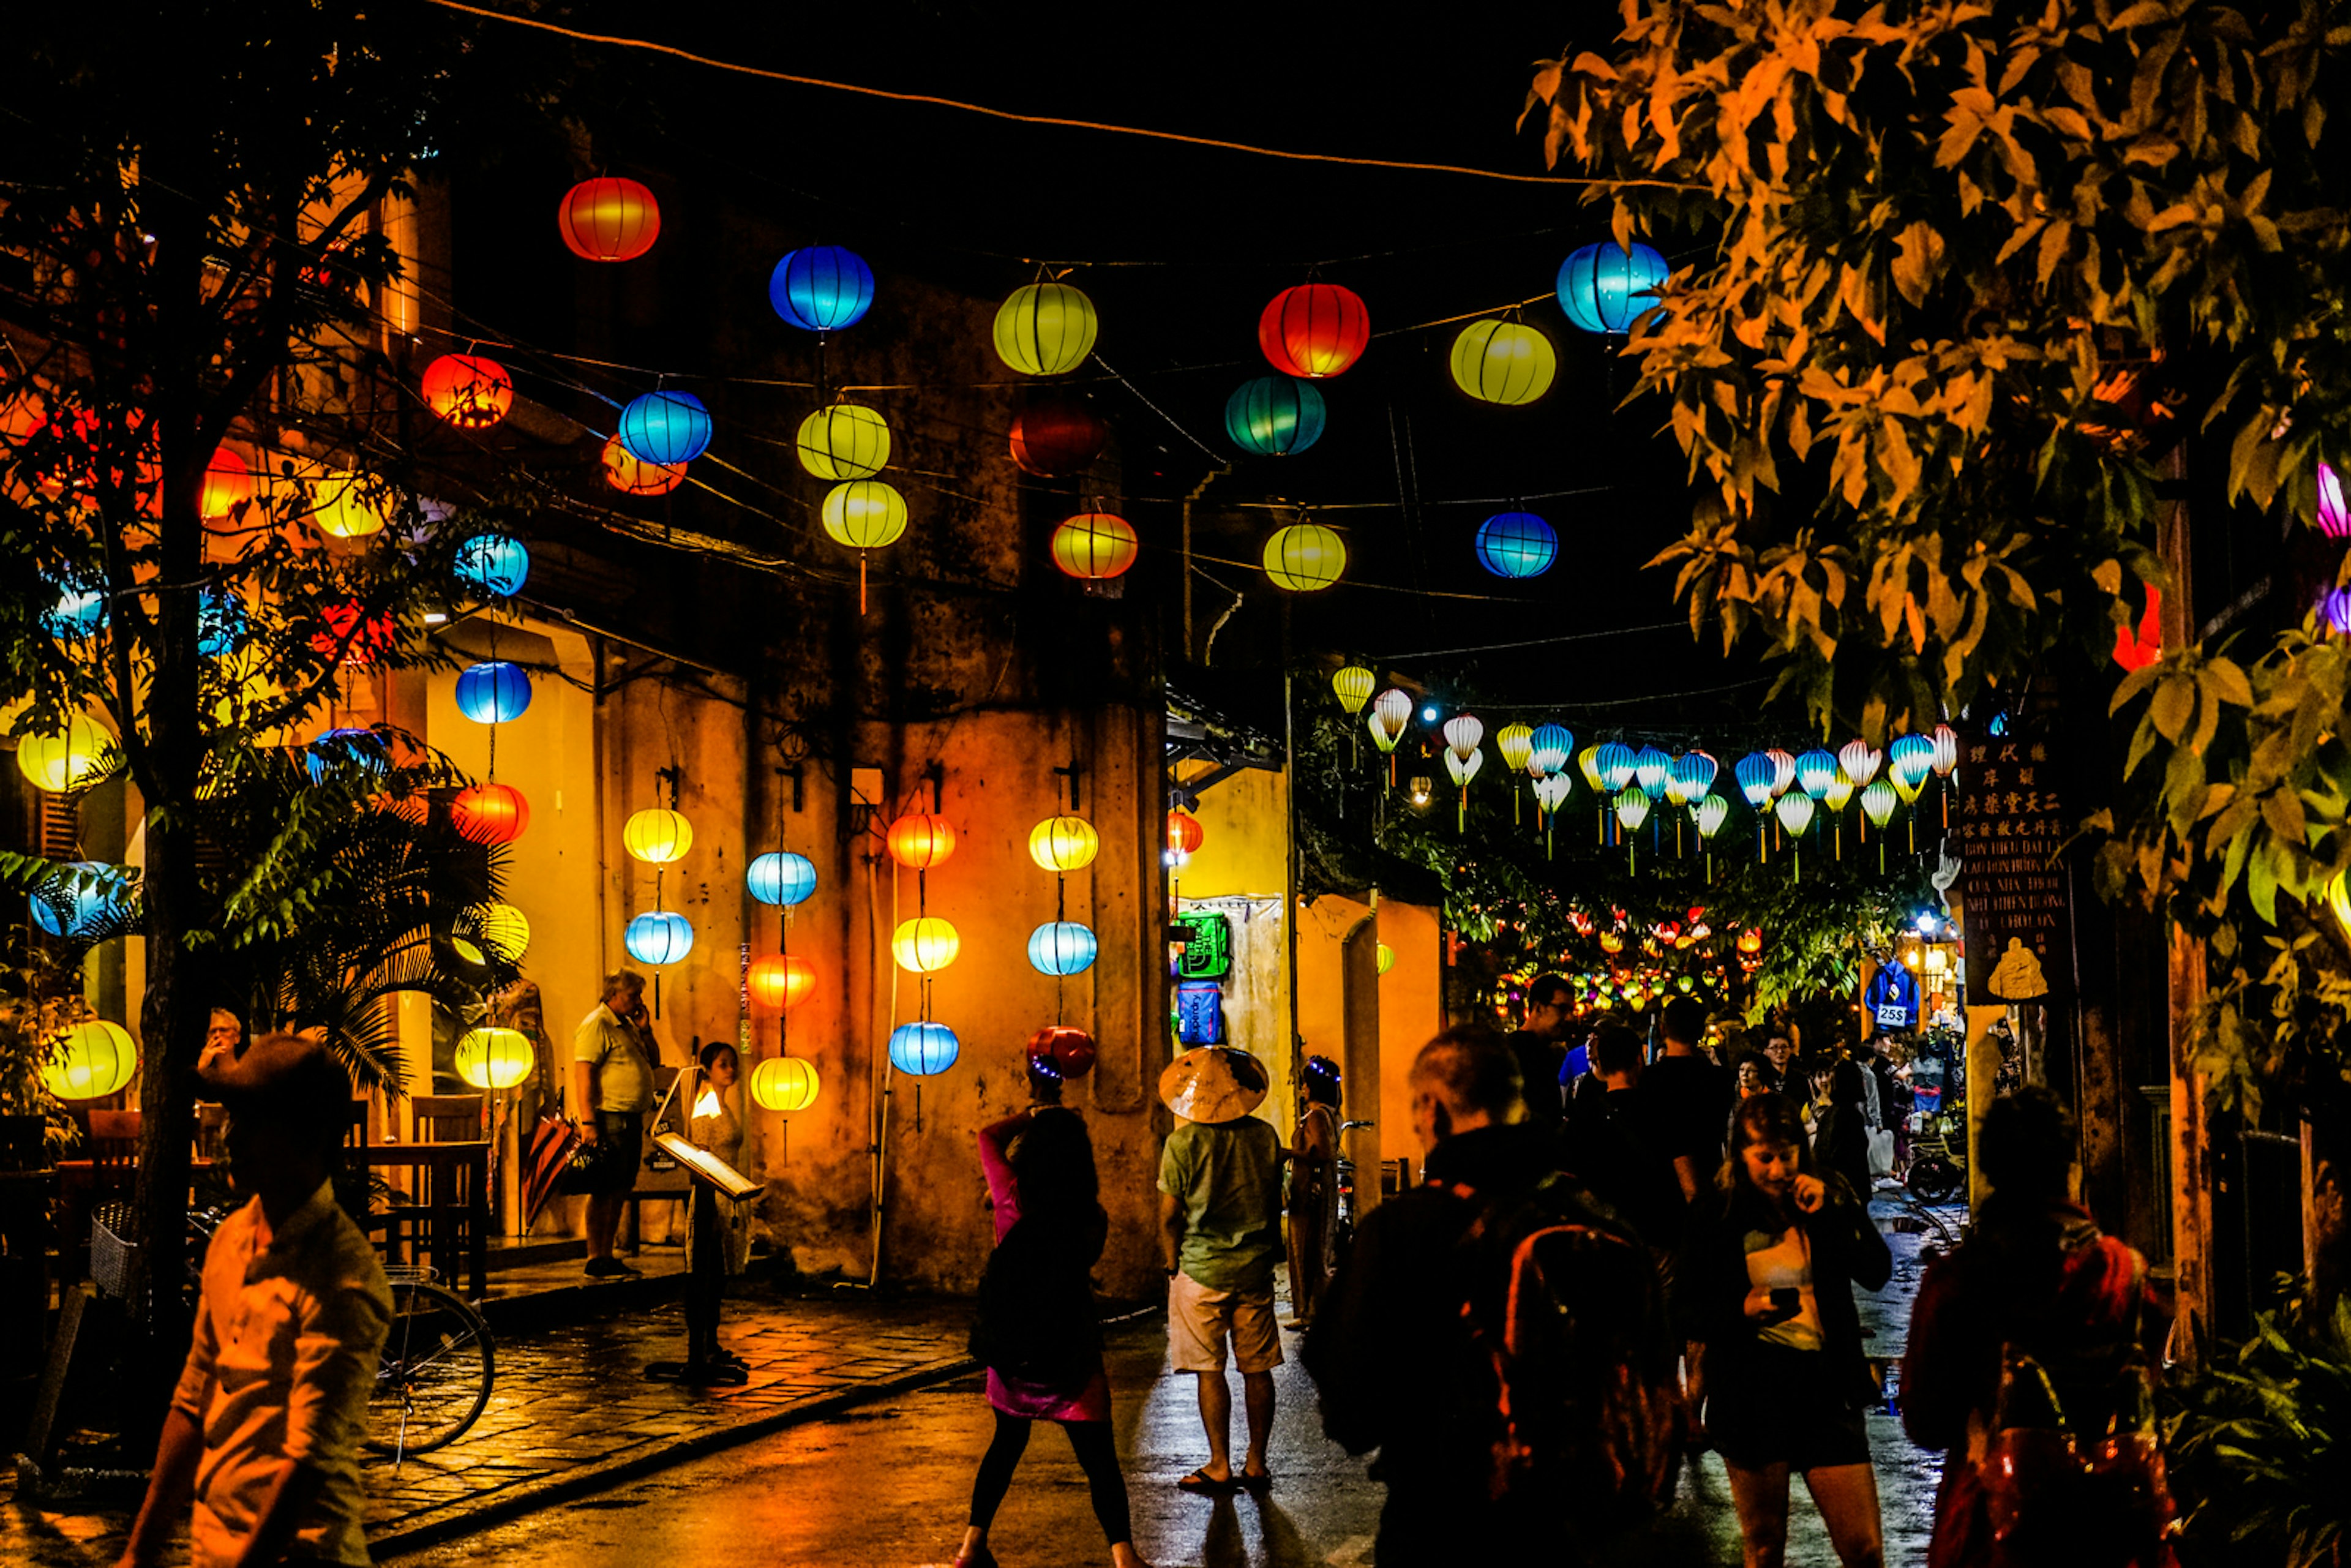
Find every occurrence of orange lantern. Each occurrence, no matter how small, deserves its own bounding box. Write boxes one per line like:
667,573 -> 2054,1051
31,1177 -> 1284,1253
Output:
601,433 -> 688,497
1051,512 -> 1139,580
452,782 -> 530,845
2113,583 -> 2162,672
200,446 -> 255,525
1166,809 -> 1205,857
748,954 -> 817,1010
422,354 -> 515,430
558,176 -> 661,263
885,812 -> 958,870
1737,928 -> 1763,955
307,599 -> 397,663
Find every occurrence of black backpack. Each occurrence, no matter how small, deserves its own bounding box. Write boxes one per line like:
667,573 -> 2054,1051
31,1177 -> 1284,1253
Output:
968,1212 -> 1104,1391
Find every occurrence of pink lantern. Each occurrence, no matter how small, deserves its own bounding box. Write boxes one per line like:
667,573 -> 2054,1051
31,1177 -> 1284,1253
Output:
2322,460 -> 2350,538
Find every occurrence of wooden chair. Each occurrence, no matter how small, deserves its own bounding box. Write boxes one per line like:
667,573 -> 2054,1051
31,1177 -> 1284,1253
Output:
86,1110 -> 141,1202
383,1095 -> 486,1294
411,1095 -> 483,1144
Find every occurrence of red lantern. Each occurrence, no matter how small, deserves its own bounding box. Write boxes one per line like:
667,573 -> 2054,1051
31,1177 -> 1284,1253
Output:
1009,392 -> 1108,478
200,446 -> 256,527
308,599 -> 397,663
1258,283 -> 1370,380
2113,583 -> 2162,672
1026,1025 -> 1098,1081
601,433 -> 688,497
422,354 -> 515,430
885,812 -> 958,870
1166,809 -> 1205,857
1051,512 -> 1139,580
452,782 -> 530,845
748,954 -> 817,1010
558,177 -> 661,263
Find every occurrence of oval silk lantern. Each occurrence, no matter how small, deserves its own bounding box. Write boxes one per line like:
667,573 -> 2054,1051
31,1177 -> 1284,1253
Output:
310,599 -> 397,664
1795,749 -> 1839,800
454,661 -> 532,724
200,446 -> 255,523
1262,523 -> 1346,591
1009,392 -> 1108,477
44,1019 -> 137,1101
15,712 -> 113,794
1556,241 -> 1671,336
891,917 -> 961,973
1449,320 -> 1557,406
820,481 -> 908,549
558,176 -> 661,263
748,954 -> 817,1010
1051,512 -> 1139,580
304,727 -> 384,785
421,354 -> 514,430
888,1021 -> 959,1076
1166,809 -> 1205,857
451,782 -> 530,845
1837,740 -> 1882,788
1860,780 -> 1899,828
1259,282 -> 1370,379
1889,733 -> 1937,789
2321,460 -> 2350,539
886,812 -> 958,869
29,863 -> 133,939
601,433 -> 687,497
1027,1026 -> 1097,1080
456,533 -> 530,598
617,391 -> 712,467
1224,376 -> 1326,457
752,1056 -> 821,1111
454,1027 -> 534,1092
1029,815 -> 1101,872
1496,724 -> 1534,774
748,852 -> 818,906
994,282 -> 1098,376
1027,921 -> 1099,977
626,910 -> 694,965
623,808 -> 694,865
1333,666 -> 1376,715
795,403 -> 890,481
1475,512 -> 1558,579
769,246 -> 875,332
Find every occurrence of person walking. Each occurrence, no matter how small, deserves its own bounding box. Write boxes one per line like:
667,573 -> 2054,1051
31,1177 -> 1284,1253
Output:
1284,1054 -> 1342,1329
1561,1022 -> 1684,1250
958,1081 -> 1148,1568
1812,1053 -> 1876,1200
1644,997 -> 1734,1206
119,1033 -> 392,1568
1503,972 -> 1577,1129
1157,1045 -> 1284,1495
572,969 -> 659,1277
1678,1092 -> 1892,1568
681,1040 -> 751,1377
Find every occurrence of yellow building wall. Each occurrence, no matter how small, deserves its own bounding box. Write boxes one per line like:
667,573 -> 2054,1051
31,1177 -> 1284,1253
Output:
1176,767 -> 1287,902
1377,900 -> 1443,1190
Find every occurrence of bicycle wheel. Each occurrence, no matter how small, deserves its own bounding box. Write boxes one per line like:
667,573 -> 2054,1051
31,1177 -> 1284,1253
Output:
1907,1155 -> 1962,1205
367,1278 -> 493,1457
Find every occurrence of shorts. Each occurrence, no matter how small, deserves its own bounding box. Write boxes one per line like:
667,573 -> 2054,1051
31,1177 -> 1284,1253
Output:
1166,1269 -> 1282,1373
1706,1342 -> 1871,1473
587,1111 -> 643,1196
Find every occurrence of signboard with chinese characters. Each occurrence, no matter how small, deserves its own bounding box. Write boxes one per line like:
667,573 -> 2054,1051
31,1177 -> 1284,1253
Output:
1954,728 -> 2069,1001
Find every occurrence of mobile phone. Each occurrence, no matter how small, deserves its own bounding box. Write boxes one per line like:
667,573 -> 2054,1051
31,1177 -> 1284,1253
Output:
1766,1287 -> 1801,1322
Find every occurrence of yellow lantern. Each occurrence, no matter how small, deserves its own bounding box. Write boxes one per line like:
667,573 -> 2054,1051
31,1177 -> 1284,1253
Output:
623,808 -> 694,865
820,480 -> 909,549
993,282 -> 1099,376
1262,523 -> 1346,592
43,1019 -> 137,1101
795,403 -> 891,481
1028,815 -> 1101,872
309,470 -> 387,539
454,1027 -> 534,1092
1449,319 -> 1557,406
891,915 -> 961,973
1376,943 -> 1395,975
1332,666 -> 1375,715
2329,868 -> 2351,934
751,1055 -> 821,1112
465,901 -> 531,961
15,711 -> 114,793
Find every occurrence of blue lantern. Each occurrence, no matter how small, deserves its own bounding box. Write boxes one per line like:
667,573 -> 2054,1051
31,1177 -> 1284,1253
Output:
306,727 -> 386,784
454,661 -> 531,724
1557,241 -> 1671,336
198,590 -> 246,658
888,1020 -> 960,1076
1027,921 -> 1099,977
1733,752 -> 1775,807
1474,512 -> 1557,579
47,582 -> 107,640
770,246 -> 876,333
624,910 -> 694,965
1633,746 -> 1672,800
29,861 -> 135,939
1670,751 -> 1718,800
1528,723 -> 1575,775
616,391 -> 713,467
748,851 -> 818,907
1595,742 -> 1638,792
1795,748 -> 1839,800
1223,376 -> 1326,457
456,534 -> 530,598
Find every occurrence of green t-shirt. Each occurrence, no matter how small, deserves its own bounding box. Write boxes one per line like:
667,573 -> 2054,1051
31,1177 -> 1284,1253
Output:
1158,1116 -> 1284,1292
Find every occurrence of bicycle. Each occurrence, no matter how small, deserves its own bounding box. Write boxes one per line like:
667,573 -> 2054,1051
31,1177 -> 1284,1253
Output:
366,1267 -> 494,1463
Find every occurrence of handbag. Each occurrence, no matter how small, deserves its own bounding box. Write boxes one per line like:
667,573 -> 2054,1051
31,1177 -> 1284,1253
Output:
1977,1348 -> 2174,1568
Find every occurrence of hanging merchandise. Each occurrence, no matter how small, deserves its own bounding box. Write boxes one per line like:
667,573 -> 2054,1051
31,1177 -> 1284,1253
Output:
795,403 -> 891,480
455,534 -> 531,598
1029,815 -> 1100,872
891,916 -> 962,973
821,480 -> 910,612
1224,376 -> 1327,457
1166,809 -> 1206,858
14,712 -> 113,793
42,1019 -> 137,1101
1259,282 -> 1371,378
558,176 -> 661,262
1474,512 -> 1558,578
601,433 -> 688,496
617,391 -> 713,467
625,910 -> 694,964
421,354 -> 514,430
751,1056 -> 822,1112
768,246 -> 876,332
454,661 -> 532,725
888,1020 -> 961,1076
1838,738 -> 1882,789
1795,749 -> 1837,800
994,281 -> 1099,375
1027,921 -> 1099,977
451,782 -> 530,844
1865,961 -> 1921,1032
454,1027 -> 534,1091
1050,511 -> 1140,580
886,812 -> 958,869
748,955 -> 817,1010
1556,241 -> 1671,335
1010,390 -> 1108,477
623,808 -> 694,864
200,446 -> 255,524
748,851 -> 819,906
1449,318 -> 1557,405
1261,522 -> 1346,591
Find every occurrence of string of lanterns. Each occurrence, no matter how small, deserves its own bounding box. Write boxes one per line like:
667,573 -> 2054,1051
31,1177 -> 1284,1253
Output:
748,846 -> 823,1114
886,805 -> 961,1079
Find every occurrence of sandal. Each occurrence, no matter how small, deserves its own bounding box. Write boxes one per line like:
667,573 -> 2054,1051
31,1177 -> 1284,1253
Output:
1237,1466 -> 1271,1494
1175,1468 -> 1238,1495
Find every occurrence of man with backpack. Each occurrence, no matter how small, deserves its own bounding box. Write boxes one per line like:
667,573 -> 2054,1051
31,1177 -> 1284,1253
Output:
1304,1031 -> 1683,1564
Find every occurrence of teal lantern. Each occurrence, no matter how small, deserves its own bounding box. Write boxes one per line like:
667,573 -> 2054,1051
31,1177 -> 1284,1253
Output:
1556,242 -> 1670,335
1733,752 -> 1775,808
748,852 -> 818,907
888,1020 -> 960,1076
1027,921 -> 1099,976
1224,376 -> 1325,456
625,910 -> 693,965
456,534 -> 531,598
1794,749 -> 1839,800
1475,512 -> 1558,579
30,861 -> 135,939
1595,743 -> 1637,793
616,391 -> 713,466
198,590 -> 246,658
305,727 -> 386,784
1889,733 -> 1937,789
1633,746 -> 1671,800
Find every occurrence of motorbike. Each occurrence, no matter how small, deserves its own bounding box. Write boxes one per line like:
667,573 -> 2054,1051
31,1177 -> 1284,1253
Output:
1332,1118 -> 1374,1259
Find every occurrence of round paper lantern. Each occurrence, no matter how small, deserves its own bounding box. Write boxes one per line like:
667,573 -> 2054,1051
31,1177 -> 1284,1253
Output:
994,282 -> 1098,376
1027,1025 -> 1097,1079
454,1027 -> 534,1092
820,480 -> 909,549
1009,392 -> 1108,477
1259,282 -> 1370,379
617,391 -> 712,467
309,599 -> 397,664
558,176 -> 661,263
456,534 -> 531,598
1166,809 -> 1205,857
1027,921 -> 1098,976
625,910 -> 694,965
795,403 -> 890,481
421,354 -> 514,430
748,852 -> 818,906
304,727 -> 385,785
1733,752 -> 1775,807
748,954 -> 817,1010
1333,666 -> 1376,715
1496,724 -> 1534,774
1670,751 -> 1718,803
769,246 -> 875,333
1614,787 -> 1652,831
200,446 -> 255,523
1860,780 -> 1899,828
1557,242 -> 1671,336
1029,816 -> 1101,872
1795,749 -> 1839,800
1051,511 -> 1139,580
885,812 -> 957,869
46,582 -> 106,640
1629,746 -> 1668,800
1595,743 -> 1638,793
466,902 -> 532,961
751,1056 -> 821,1111
1475,512 -> 1557,578
1449,320 -> 1557,405
2321,460 -> 2350,538
888,1021 -> 959,1076
29,863 -> 133,939
1376,943 -> 1395,975
1224,377 -> 1326,457
309,471 -> 385,539
601,433 -> 688,496
1262,523 -> 1346,591
1889,733 -> 1937,789
454,661 -> 532,724
891,917 -> 961,973
623,808 -> 693,865
1693,795 -> 1731,838
15,713 -> 113,793
451,782 -> 530,844
43,1019 -> 137,1101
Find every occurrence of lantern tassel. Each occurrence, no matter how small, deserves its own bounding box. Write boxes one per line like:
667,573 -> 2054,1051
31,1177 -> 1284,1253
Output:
860,553 -> 869,615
